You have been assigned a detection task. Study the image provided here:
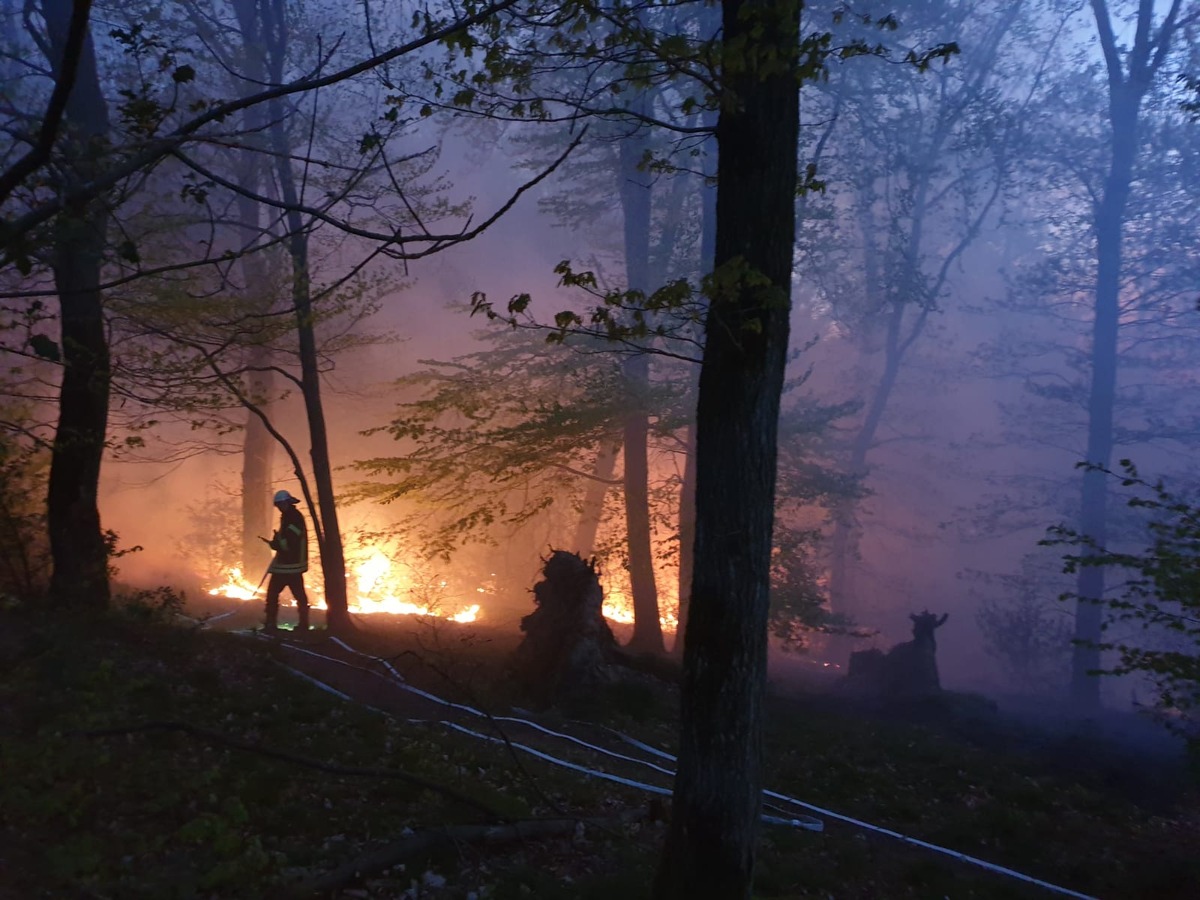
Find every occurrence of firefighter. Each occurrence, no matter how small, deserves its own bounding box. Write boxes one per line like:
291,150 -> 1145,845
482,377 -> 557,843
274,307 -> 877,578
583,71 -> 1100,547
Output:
261,489 -> 310,634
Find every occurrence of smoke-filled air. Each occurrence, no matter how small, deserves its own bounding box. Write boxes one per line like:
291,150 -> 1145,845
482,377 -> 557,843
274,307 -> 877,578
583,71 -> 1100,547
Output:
3,1 -> 1199,897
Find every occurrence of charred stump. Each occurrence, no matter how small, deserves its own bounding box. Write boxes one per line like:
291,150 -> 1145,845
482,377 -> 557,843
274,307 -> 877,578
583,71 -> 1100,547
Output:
510,551 -> 620,706
843,610 -> 949,701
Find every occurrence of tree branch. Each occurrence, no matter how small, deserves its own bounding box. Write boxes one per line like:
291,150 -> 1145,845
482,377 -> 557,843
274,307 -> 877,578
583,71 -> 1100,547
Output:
0,0 -> 93,205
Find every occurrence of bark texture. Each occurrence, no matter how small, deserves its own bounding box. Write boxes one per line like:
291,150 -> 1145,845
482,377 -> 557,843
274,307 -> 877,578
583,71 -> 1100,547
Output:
43,0 -> 111,608
654,1 -> 800,895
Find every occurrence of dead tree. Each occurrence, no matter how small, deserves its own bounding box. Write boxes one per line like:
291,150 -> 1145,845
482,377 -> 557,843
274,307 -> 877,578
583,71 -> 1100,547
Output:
509,550 -> 620,705
845,610 -> 949,700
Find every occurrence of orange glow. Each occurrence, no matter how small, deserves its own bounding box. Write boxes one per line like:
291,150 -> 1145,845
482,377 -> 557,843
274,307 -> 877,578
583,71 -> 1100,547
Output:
207,567 -> 261,601
206,547 -> 480,623
600,583 -> 679,633
208,546 -> 687,633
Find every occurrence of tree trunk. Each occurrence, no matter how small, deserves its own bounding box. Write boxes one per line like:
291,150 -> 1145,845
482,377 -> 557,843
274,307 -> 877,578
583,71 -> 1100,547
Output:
263,0 -> 350,632
571,440 -> 618,558
654,0 -> 800,895
619,121 -> 664,656
673,121 -> 716,658
232,0 -> 274,577
42,0 -> 111,609
1071,0 -> 1180,708
622,354 -> 664,654
673,422 -> 696,657
240,356 -> 274,574
1072,84 -> 1139,709
826,296 -> 907,618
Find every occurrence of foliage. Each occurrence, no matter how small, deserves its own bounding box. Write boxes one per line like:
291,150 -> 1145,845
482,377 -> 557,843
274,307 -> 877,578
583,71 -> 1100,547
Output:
0,429 -> 50,601
771,392 -> 866,649
175,481 -> 242,579
114,585 -> 187,624
1044,460 -> 1200,745
971,558 -> 1074,695
352,321 -> 686,560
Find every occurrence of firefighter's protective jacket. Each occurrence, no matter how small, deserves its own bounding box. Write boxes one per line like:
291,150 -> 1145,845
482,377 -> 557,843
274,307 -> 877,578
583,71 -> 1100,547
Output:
268,506 -> 308,574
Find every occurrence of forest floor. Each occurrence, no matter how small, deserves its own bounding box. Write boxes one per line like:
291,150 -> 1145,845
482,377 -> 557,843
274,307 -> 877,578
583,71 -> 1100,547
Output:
1,593 -> 1198,900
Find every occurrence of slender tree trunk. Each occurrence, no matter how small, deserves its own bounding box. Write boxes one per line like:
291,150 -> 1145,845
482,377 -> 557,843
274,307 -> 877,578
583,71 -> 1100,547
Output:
263,0 -> 350,632
1072,85 -> 1139,709
673,132 -> 717,657
826,296 -> 908,617
673,422 -> 696,656
622,354 -> 664,654
241,355 -> 274,573
1071,0 -> 1181,708
42,0 -> 111,609
654,0 -> 799,894
619,121 -> 664,656
571,440 -> 619,558
232,0 -> 274,576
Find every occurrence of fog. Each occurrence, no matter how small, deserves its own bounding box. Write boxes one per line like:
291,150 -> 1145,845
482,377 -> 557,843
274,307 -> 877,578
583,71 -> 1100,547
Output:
3,0 -> 1199,721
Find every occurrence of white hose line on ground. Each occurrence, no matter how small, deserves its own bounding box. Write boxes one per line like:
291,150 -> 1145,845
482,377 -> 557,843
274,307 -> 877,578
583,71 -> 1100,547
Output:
275,662 -> 353,701
399,718 -> 803,826
325,637 -> 823,830
281,636 -> 1101,897
273,641 -> 821,831
326,638 -> 679,777
603,730 -> 1100,900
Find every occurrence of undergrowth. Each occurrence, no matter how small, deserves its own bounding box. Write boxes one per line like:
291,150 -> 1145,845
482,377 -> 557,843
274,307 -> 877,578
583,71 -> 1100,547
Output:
0,605 -> 1196,899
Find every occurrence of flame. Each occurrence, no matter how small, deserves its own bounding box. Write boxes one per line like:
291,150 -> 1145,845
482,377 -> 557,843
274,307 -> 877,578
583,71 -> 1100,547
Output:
601,585 -> 679,632
207,548 -> 687,634
207,567 -> 262,601
205,549 -> 480,623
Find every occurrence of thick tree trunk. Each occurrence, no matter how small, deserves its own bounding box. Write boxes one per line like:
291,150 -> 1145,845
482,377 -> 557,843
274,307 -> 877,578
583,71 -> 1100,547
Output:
654,0 -> 799,895
619,122 -> 664,656
42,0 -> 111,609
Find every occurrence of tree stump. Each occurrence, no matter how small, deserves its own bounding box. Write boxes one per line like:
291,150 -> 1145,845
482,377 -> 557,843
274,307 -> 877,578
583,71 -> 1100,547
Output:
842,610 -> 949,701
509,551 -> 619,706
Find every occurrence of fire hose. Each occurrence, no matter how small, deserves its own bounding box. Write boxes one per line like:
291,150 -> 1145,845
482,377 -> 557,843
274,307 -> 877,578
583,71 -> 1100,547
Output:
262,633 -> 1099,900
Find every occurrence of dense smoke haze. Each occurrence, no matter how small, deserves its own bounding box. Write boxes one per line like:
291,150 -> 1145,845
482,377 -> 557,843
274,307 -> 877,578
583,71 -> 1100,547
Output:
4,0 -> 1200,714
